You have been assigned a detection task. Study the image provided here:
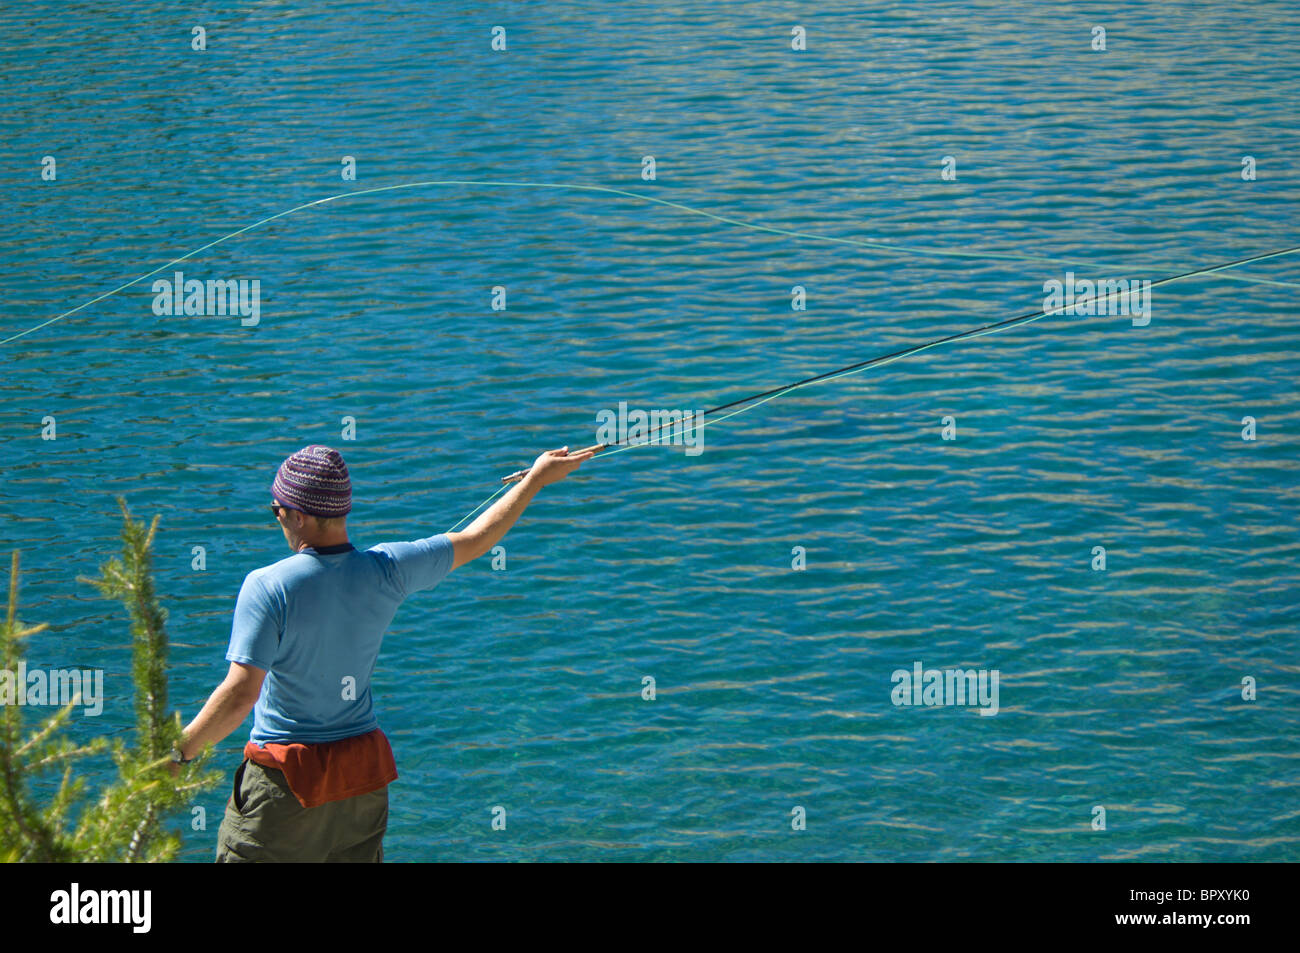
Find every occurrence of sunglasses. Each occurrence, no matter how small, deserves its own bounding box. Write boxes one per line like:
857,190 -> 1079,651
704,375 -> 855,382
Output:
270,501 -> 299,520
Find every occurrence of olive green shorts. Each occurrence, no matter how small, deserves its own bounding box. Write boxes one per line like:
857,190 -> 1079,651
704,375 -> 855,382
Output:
215,758 -> 388,863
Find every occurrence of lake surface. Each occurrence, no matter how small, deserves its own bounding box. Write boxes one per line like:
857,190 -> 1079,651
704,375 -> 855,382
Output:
2,1 -> 1297,861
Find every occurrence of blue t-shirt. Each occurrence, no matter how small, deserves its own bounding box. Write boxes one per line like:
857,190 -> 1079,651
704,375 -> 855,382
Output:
225,535 -> 454,744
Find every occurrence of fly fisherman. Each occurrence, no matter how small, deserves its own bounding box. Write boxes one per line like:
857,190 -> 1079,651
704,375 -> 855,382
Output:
169,443 -> 594,862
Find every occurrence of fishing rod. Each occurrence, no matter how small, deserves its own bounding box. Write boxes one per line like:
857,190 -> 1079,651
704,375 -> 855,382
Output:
497,241 -> 1300,487
5,172 -> 1287,525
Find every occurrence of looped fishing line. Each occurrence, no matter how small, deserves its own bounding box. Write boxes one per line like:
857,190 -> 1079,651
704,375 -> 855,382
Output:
5,177 -> 1297,347
5,177 -> 1292,532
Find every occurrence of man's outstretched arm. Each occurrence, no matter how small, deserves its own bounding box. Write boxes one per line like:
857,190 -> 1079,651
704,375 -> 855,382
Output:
446,445 -> 594,570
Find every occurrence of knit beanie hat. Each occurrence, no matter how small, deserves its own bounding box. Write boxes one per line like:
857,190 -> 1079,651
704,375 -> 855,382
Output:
271,445 -> 352,517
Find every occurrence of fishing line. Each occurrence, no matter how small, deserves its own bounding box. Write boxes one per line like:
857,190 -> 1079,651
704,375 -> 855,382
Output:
447,483 -> 512,532
7,178 -> 1293,531
473,240 -> 1300,528
5,178 -> 1297,347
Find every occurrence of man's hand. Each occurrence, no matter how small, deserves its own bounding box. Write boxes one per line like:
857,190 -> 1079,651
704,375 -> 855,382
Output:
449,445 -> 595,570
525,446 -> 596,487
173,662 -> 265,778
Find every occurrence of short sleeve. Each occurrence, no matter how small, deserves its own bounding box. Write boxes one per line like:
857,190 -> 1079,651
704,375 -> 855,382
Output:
370,534 -> 455,598
225,573 -> 282,670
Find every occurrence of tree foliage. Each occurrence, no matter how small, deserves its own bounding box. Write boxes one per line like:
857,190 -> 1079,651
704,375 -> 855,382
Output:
0,500 -> 220,862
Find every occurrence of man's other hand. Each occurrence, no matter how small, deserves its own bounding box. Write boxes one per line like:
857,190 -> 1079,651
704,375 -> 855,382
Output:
527,446 -> 595,487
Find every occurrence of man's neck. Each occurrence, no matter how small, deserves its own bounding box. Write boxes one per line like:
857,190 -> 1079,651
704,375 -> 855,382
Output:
296,535 -> 351,552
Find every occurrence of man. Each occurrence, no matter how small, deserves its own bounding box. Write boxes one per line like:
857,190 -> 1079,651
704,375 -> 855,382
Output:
171,442 -> 594,862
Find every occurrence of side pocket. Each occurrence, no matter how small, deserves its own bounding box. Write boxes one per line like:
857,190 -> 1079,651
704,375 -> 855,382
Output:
231,759 -> 250,816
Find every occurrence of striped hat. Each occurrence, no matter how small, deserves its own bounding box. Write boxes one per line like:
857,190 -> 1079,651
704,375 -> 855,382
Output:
271,445 -> 352,517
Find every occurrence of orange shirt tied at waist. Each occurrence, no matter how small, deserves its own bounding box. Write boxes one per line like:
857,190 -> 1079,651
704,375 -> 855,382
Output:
243,727 -> 397,808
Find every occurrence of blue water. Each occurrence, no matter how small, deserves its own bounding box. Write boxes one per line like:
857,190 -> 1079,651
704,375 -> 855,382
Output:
3,1 -> 1298,861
